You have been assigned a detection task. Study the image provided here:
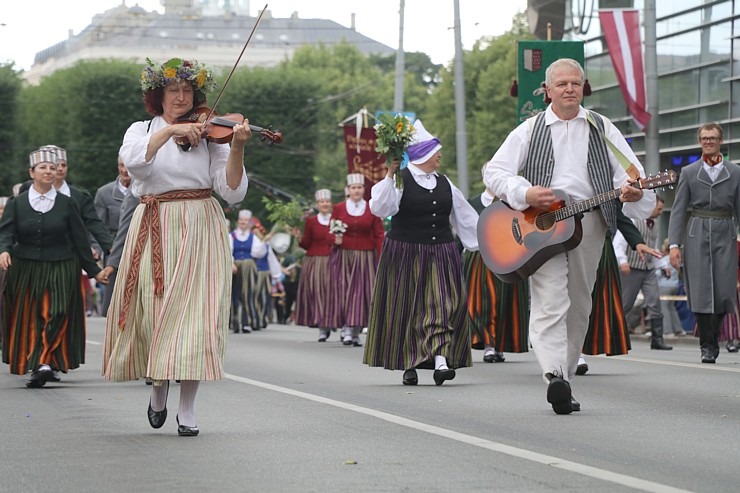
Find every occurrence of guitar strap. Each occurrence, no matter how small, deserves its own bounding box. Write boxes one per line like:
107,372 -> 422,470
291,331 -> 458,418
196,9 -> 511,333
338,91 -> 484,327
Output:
585,111 -> 640,181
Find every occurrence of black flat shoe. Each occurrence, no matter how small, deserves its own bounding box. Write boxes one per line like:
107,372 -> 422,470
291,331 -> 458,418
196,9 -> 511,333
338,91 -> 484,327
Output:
176,415 -> 199,437
433,368 -> 456,386
727,342 -> 738,353
571,396 -> 581,412
402,369 -> 418,386
483,350 -> 505,363
576,362 -> 589,376
147,381 -> 169,429
545,373 -> 573,415
49,369 -> 62,382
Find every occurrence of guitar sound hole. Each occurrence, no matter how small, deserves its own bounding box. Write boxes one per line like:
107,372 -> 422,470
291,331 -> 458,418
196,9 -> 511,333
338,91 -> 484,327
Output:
535,214 -> 555,230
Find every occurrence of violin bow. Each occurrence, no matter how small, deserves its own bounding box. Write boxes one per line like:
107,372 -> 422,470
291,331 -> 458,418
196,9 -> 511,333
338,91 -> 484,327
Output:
201,3 -> 269,123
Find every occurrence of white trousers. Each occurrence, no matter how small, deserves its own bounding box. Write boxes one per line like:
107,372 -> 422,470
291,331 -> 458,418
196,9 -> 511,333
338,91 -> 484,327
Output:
528,212 -> 608,383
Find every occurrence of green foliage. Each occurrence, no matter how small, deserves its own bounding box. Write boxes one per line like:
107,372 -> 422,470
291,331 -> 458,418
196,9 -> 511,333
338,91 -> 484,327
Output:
261,196 -> 308,229
0,63 -> 24,196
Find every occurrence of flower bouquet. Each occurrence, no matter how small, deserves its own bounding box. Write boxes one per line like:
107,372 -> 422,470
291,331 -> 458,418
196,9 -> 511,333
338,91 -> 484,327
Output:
329,219 -> 348,236
262,197 -> 308,229
374,113 -> 415,188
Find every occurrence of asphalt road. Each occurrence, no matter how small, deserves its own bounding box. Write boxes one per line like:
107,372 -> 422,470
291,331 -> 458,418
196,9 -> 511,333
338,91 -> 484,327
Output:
1,318 -> 738,493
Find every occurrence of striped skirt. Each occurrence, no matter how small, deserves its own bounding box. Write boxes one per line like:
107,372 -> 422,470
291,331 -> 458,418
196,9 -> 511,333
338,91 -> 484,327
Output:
363,238 -> 472,370
253,270 -> 273,328
463,250 -> 529,353
2,257 -> 85,375
294,255 -> 331,328
231,259 -> 258,329
102,197 -> 231,382
325,247 -> 377,329
584,239 -> 631,356
719,287 -> 740,342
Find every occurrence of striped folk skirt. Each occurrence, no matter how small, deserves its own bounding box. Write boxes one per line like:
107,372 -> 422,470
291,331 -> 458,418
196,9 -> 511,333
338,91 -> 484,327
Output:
462,250 -> 529,353
102,197 -> 232,382
584,239 -> 631,356
253,270 -> 273,329
363,238 -> 472,370
2,257 -> 86,375
231,259 -> 258,329
719,288 -> 740,342
294,255 -> 331,328
325,247 -> 377,329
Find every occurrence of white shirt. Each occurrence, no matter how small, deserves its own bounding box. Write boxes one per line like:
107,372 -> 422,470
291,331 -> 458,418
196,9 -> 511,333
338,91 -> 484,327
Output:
228,228 -> 267,258
120,116 -> 248,204
480,190 -> 495,208
703,161 -> 724,182
28,186 -> 57,213
117,178 -> 131,196
56,181 -> 71,197
370,163 -> 480,251
317,212 -> 330,226
346,198 -> 367,217
484,106 -> 656,220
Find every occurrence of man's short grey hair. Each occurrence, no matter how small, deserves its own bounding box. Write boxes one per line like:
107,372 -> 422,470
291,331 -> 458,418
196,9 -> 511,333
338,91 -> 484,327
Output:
545,58 -> 585,87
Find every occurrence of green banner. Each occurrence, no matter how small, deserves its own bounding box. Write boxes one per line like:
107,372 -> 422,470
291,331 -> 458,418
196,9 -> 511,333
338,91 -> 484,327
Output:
516,41 -> 584,124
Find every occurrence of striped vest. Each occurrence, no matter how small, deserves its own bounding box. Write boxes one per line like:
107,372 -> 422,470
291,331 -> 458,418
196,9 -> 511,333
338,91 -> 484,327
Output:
626,219 -> 657,270
523,111 -> 618,235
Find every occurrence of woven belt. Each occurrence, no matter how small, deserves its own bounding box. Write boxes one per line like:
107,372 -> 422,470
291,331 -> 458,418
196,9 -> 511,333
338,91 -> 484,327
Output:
690,209 -> 733,219
118,188 -> 212,329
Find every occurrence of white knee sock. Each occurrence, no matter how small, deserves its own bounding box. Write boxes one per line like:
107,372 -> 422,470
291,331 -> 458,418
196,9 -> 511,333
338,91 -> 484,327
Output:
150,380 -> 169,412
434,355 -> 448,370
178,380 -> 200,427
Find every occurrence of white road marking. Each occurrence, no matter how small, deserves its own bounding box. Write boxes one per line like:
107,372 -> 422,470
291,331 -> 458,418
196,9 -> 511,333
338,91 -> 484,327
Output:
225,373 -> 692,493
602,355 -> 740,372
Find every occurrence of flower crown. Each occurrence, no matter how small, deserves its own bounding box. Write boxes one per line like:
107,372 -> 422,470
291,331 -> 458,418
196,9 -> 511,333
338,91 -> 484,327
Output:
140,57 -> 218,100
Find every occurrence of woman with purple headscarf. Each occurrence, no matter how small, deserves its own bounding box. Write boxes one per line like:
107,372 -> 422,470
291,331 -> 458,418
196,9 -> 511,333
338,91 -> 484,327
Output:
363,120 -> 478,385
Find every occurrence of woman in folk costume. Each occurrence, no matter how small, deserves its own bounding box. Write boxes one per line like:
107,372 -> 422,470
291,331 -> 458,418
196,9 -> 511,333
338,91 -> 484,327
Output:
326,174 -> 384,346
0,149 -> 107,388
294,189 -> 336,341
103,56 -> 251,437
463,164 -> 529,364
252,218 -> 283,329
364,120 -> 477,385
230,209 -> 268,333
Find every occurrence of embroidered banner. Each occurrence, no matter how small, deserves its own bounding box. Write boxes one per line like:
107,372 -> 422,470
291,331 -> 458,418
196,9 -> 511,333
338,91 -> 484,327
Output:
342,126 -> 387,201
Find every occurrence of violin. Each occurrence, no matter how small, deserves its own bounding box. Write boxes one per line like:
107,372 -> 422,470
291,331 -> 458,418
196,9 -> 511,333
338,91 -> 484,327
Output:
175,106 -> 283,151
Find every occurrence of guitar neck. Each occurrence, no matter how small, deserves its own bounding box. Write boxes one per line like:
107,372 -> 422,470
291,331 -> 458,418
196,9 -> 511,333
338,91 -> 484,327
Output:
554,187 -> 627,221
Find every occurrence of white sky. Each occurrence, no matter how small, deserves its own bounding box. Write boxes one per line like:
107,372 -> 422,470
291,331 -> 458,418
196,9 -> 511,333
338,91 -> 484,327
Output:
0,0 -> 528,70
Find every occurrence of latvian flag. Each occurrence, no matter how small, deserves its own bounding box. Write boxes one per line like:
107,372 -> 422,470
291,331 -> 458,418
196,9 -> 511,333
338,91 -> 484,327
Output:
599,9 -> 651,130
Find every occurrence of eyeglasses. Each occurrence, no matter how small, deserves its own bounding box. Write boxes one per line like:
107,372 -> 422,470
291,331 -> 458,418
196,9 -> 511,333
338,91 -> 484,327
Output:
700,136 -> 720,143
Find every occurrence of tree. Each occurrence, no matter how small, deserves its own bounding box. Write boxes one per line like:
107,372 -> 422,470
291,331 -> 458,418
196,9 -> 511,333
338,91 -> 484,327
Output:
0,63 -> 25,196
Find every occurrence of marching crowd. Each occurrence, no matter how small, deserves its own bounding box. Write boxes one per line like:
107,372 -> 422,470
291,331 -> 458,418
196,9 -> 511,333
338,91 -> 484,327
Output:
2,56 -> 740,437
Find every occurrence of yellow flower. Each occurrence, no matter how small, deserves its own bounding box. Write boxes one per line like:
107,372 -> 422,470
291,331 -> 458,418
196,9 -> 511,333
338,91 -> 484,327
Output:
396,121 -> 403,133
197,69 -> 206,88
163,67 -> 177,79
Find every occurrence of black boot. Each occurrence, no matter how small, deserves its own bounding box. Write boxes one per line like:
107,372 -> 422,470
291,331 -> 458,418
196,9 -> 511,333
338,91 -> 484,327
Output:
650,318 -> 672,350
696,313 -> 719,363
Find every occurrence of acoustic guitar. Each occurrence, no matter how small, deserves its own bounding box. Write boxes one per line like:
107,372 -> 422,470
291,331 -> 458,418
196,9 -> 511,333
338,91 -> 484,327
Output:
477,170 -> 677,283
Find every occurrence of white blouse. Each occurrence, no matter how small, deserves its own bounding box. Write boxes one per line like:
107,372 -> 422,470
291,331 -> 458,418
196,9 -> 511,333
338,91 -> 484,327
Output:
120,116 -> 248,204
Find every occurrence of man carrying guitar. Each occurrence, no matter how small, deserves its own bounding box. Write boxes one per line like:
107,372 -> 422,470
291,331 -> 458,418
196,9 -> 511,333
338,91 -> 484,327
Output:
484,58 -> 656,415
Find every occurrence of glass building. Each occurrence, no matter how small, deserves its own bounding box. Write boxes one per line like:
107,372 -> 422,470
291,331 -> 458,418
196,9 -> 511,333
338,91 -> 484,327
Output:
557,0 -> 738,220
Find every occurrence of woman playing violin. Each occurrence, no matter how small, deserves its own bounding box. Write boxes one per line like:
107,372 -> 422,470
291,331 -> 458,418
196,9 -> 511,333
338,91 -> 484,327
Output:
102,57 -> 252,437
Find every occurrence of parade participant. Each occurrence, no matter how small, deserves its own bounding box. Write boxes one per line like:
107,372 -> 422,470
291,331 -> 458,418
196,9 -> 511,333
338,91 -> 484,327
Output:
485,58 -> 655,413
326,174 -> 384,347
294,189 -> 336,341
252,219 -> 282,330
463,165 -> 528,363
0,196 -> 6,347
102,56 -> 251,436
0,149 -> 107,388
613,197 -> 671,350
37,144 -> 114,256
94,155 -> 132,316
668,122 -> 740,364
364,120 -> 477,385
229,209 -> 267,333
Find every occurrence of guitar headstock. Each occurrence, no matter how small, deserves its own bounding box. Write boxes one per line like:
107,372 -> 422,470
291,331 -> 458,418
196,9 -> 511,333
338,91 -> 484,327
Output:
639,170 -> 677,191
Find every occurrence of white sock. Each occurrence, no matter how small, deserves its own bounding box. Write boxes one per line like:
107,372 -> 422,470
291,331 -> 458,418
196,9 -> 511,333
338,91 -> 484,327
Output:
178,380 -> 200,427
150,380 -> 169,412
434,355 -> 448,370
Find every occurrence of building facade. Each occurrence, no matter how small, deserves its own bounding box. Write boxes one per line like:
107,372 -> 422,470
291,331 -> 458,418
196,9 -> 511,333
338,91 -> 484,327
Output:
26,0 -> 394,85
